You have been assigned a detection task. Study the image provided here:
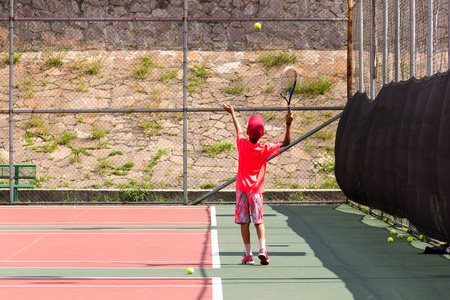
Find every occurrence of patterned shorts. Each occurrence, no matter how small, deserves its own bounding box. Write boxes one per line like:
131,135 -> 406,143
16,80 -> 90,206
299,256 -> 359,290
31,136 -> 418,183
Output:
234,190 -> 264,224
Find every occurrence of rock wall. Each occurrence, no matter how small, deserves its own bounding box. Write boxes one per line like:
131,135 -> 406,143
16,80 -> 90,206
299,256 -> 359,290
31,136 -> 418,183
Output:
0,0 -> 347,51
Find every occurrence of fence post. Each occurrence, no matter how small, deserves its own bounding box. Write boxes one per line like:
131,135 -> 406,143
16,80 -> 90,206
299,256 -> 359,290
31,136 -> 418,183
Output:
347,0 -> 353,99
8,0 -> 14,205
427,0 -> 433,76
358,0 -> 364,93
410,0 -> 415,78
182,0 -> 189,205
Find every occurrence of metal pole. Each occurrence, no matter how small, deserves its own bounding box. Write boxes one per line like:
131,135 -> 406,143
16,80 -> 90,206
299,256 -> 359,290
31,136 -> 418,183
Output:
427,0 -> 433,76
394,0 -> 399,82
8,0 -> 14,204
383,0 -> 388,84
347,0 -> 353,99
411,0 -> 416,78
182,0 -> 188,205
358,0 -> 364,92
370,0 -> 375,99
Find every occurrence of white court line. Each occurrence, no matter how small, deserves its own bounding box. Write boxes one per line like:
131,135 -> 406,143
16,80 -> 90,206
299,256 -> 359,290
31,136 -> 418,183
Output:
210,206 -> 217,227
211,230 -> 220,268
212,277 -> 223,300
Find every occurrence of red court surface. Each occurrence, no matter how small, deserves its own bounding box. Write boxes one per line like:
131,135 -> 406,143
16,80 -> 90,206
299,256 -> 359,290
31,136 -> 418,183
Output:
0,230 -> 214,268
0,206 -> 213,226
0,277 -> 217,300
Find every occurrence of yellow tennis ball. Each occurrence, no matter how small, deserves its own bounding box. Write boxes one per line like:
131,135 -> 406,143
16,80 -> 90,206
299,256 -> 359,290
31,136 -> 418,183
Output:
187,267 -> 194,274
390,229 -> 396,235
407,237 -> 413,242
397,234 -> 403,239
387,237 -> 393,243
254,23 -> 261,30
419,234 -> 425,240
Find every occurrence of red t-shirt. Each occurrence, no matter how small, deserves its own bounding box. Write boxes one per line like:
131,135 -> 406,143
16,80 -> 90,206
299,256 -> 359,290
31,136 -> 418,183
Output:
235,132 -> 281,194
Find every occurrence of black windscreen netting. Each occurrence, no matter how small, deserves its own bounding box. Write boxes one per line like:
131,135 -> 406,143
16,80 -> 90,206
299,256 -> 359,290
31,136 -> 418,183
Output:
335,72 -> 450,242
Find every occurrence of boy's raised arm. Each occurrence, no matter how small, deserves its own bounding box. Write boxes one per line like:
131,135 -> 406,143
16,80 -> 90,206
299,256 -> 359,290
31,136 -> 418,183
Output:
280,111 -> 293,147
223,103 -> 242,135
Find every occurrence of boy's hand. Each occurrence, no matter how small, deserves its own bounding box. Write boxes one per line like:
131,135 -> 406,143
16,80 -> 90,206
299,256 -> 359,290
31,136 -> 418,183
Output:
223,103 -> 234,114
286,111 -> 293,124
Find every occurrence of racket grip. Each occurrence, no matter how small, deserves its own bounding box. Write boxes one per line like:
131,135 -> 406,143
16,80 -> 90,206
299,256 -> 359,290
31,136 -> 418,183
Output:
287,105 -> 291,114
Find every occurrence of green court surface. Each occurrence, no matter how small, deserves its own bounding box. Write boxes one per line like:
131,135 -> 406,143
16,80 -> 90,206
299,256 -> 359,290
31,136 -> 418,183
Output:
1,204 -> 450,299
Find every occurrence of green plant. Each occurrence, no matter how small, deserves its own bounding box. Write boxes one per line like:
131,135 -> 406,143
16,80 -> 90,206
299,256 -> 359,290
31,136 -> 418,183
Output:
85,58 -> 103,75
161,69 -> 178,83
140,120 -> 162,136
202,142 -> 235,157
133,66 -> 148,79
56,131 -> 77,145
200,182 -> 217,189
259,52 -> 297,67
223,85 -> 245,95
132,56 -> 158,80
75,76 -> 88,92
145,149 -> 167,179
42,47 -> 64,68
17,77 -> 35,99
295,77 -> 333,98
289,192 -> 310,201
4,52 -> 22,65
94,160 -> 114,175
92,124 -> 108,139
190,65 -> 209,78
265,86 -> 274,93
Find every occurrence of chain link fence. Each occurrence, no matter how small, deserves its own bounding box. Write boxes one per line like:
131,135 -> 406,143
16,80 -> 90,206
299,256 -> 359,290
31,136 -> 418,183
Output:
351,0 -> 450,98
0,0 -> 347,204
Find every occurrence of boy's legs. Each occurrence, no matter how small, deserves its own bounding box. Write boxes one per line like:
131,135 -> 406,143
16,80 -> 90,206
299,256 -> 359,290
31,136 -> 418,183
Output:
235,190 -> 254,264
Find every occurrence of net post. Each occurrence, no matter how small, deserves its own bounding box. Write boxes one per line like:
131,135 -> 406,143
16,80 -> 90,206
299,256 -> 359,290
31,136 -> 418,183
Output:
8,0 -> 14,205
347,0 -> 353,99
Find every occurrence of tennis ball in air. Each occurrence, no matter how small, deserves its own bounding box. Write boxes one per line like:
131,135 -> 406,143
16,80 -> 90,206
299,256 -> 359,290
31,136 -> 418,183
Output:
390,229 -> 396,235
419,235 -> 425,240
397,234 -> 403,239
387,237 -> 394,243
407,237 -> 413,242
254,23 -> 261,30
187,267 -> 194,274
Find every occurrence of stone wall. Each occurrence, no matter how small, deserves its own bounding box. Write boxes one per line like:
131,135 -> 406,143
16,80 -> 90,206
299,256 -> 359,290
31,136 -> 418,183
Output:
0,0 -> 347,51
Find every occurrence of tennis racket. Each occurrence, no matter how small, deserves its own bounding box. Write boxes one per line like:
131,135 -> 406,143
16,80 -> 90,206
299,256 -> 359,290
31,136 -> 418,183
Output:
278,66 -> 297,114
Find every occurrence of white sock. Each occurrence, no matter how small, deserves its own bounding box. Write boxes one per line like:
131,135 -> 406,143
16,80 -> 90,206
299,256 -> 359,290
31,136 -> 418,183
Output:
259,238 -> 266,250
244,244 -> 252,256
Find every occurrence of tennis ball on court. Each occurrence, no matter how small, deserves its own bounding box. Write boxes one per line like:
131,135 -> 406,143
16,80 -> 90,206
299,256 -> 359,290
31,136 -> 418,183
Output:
187,267 -> 194,274
390,229 -> 396,235
254,23 -> 261,30
407,237 -> 413,242
419,235 -> 425,240
397,234 -> 403,239
387,237 -> 394,243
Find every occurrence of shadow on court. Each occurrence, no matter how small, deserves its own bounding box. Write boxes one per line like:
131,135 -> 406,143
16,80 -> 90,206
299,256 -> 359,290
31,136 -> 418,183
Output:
272,205 -> 450,300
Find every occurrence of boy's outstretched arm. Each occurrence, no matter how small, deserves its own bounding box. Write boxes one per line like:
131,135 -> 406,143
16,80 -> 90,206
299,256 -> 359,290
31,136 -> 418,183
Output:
280,111 -> 293,147
223,103 -> 242,135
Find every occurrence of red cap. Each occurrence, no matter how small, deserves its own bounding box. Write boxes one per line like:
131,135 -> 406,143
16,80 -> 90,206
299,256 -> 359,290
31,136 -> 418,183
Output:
247,115 -> 264,140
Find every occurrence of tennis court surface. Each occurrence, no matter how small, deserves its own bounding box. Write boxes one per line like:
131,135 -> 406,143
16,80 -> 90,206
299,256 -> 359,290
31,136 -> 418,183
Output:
1,204 -> 449,299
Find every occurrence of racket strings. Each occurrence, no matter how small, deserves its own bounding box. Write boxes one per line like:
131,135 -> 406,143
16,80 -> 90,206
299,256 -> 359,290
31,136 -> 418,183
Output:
279,69 -> 297,97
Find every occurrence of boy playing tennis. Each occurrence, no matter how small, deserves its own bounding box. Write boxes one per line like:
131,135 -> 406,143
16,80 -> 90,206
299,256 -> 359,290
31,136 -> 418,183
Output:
223,103 -> 293,265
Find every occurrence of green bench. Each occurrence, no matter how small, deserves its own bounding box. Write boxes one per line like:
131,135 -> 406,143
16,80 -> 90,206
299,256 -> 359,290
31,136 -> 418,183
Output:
0,164 -> 36,202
